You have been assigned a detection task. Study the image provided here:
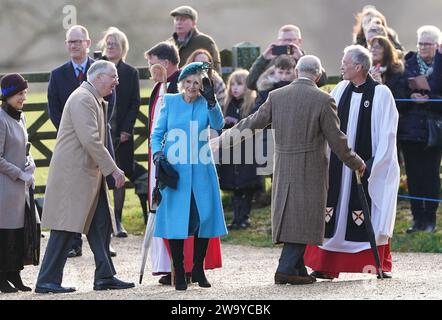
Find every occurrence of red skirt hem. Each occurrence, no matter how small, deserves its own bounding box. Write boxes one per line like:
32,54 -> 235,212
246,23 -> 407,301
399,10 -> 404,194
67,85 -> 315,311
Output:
304,241 -> 392,278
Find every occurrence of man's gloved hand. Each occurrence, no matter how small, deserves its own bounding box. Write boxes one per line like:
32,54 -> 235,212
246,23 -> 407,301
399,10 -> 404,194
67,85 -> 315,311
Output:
199,77 -> 216,108
153,151 -> 165,165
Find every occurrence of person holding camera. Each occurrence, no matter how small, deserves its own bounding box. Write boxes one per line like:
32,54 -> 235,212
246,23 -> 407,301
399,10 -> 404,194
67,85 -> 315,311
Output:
246,25 -> 327,91
150,62 -> 227,290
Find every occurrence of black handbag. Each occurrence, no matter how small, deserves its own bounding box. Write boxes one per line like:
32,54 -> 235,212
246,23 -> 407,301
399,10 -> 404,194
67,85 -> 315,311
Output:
23,188 -> 41,266
426,112 -> 442,149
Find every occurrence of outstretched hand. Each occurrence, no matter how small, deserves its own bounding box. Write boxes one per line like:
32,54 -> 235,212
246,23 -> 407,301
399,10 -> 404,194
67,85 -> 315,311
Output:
199,77 -> 216,108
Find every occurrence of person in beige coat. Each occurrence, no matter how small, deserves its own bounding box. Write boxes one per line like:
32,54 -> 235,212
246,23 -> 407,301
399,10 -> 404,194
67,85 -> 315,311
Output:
35,61 -> 134,294
218,55 -> 366,285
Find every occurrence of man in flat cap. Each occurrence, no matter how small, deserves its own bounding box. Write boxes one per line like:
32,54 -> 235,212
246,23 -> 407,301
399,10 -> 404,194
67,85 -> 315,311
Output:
168,5 -> 222,73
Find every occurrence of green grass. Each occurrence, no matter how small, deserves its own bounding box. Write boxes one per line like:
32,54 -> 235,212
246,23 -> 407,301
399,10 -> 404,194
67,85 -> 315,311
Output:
26,92 -> 441,253
219,194 -> 441,252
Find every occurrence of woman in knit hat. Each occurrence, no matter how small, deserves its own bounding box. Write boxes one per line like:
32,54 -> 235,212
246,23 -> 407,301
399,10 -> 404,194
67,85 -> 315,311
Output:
0,73 -> 37,293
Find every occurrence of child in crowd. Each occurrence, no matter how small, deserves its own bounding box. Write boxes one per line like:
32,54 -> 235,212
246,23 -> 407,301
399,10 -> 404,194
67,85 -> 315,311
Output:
254,54 -> 297,110
218,69 -> 262,230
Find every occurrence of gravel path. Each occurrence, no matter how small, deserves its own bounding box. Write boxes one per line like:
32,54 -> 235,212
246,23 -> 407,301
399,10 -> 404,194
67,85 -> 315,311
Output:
2,233 -> 441,300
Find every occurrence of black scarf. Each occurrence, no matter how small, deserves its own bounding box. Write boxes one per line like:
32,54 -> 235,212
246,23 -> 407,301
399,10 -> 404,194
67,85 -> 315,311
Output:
1,102 -> 22,121
324,75 -> 378,242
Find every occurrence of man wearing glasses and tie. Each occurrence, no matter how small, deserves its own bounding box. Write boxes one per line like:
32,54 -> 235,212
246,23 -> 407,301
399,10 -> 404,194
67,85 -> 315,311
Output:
47,25 -> 117,258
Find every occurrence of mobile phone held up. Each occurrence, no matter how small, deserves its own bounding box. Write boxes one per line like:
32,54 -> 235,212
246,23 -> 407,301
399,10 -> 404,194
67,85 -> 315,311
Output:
272,45 -> 294,56
94,51 -> 103,60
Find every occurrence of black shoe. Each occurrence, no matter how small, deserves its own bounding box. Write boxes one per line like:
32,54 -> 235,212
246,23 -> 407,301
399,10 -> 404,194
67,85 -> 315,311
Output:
227,223 -> 240,230
310,271 -> 335,280
0,279 -> 18,293
67,247 -> 82,258
115,223 -> 128,238
274,272 -> 316,285
158,274 -> 171,285
422,217 -> 437,233
191,270 -> 211,288
35,283 -> 76,294
6,271 -> 31,291
377,271 -> 392,279
115,230 -> 128,238
242,219 -> 251,228
406,220 -> 424,234
238,221 -> 250,229
93,276 -> 135,291
109,245 -> 117,257
173,271 -> 188,291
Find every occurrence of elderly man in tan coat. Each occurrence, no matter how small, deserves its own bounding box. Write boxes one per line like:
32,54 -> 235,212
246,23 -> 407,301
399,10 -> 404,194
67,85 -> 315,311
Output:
35,61 -> 134,293
219,55 -> 366,285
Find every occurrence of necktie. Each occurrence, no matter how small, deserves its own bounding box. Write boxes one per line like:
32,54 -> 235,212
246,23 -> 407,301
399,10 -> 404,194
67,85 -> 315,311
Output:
76,66 -> 84,83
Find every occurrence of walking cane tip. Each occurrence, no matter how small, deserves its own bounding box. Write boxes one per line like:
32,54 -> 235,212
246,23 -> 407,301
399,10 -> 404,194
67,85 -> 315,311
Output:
139,275 -> 143,284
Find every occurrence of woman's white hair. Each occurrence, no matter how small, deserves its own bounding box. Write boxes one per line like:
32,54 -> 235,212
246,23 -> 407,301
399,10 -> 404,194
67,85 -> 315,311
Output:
344,44 -> 372,72
87,60 -> 115,82
417,25 -> 441,44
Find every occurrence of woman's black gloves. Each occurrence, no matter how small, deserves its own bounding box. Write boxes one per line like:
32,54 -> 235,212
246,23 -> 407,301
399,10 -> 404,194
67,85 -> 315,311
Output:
199,77 -> 216,108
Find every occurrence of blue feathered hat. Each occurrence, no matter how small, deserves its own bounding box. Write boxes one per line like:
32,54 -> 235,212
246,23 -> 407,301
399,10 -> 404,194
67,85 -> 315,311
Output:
178,62 -> 210,82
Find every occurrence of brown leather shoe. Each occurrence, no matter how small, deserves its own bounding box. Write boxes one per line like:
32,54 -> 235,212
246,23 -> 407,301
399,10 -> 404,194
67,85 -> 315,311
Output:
310,271 -> 335,280
274,272 -> 316,285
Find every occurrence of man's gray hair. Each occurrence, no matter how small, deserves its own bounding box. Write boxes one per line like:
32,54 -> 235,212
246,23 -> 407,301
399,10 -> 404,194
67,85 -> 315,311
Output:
417,25 -> 441,44
87,60 -> 115,82
296,55 -> 322,77
65,25 -> 90,40
344,45 -> 372,72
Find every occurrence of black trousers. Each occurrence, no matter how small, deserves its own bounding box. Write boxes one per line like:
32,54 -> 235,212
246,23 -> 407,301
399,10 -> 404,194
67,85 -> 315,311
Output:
276,243 -> 307,276
401,141 -> 441,222
0,228 -> 24,272
36,189 -> 116,285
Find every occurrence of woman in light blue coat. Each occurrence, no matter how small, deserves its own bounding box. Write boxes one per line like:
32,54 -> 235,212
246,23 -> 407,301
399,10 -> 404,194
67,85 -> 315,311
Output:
150,62 -> 227,290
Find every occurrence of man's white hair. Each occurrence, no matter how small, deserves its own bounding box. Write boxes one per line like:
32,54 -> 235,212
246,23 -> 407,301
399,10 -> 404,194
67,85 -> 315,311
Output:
296,55 -> 322,77
344,45 -> 372,72
417,25 -> 442,44
87,60 -> 115,82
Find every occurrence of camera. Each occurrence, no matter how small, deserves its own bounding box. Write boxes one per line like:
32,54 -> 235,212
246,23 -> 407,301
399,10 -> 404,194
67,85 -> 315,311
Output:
93,50 -> 103,60
271,45 -> 294,56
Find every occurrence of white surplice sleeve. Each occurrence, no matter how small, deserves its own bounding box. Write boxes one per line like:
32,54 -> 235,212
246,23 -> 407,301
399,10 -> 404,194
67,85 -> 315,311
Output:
368,85 -> 400,243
